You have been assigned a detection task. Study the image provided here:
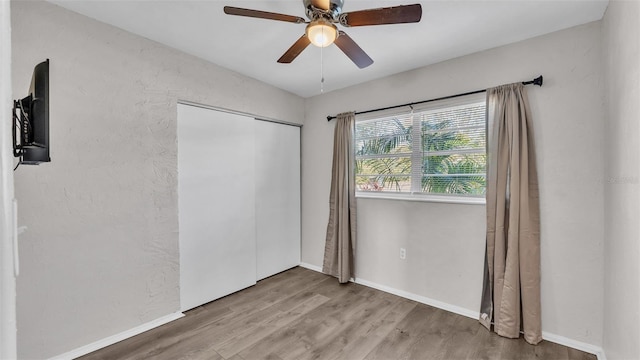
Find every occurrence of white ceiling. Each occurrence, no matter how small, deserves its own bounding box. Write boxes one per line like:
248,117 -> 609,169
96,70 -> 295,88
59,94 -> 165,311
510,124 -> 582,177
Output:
48,0 -> 608,98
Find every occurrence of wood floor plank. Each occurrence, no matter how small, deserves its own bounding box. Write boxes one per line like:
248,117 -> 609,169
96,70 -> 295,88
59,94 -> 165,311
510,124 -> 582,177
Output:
211,267 -> 327,314
464,323 -> 507,360
135,335 -> 225,360
401,306 -> 460,360
215,294 -> 330,358
328,298 -> 417,360
534,340 -> 570,360
289,293 -> 399,360
267,278 -> 333,313
289,284 -> 400,360
363,304 -> 441,360
238,283 -> 378,360
439,315 -> 485,359
226,355 -> 246,360
80,267 -> 598,360
185,271 -> 331,349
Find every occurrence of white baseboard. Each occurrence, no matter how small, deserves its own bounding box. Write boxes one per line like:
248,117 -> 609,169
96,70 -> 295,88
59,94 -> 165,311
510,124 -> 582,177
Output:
354,277 -> 481,320
299,262 -> 322,273
542,331 -> 606,360
299,263 -> 605,360
49,312 -> 184,360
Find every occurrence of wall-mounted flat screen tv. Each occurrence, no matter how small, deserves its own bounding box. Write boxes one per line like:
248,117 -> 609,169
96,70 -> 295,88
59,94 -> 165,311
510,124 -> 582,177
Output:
13,59 -> 50,165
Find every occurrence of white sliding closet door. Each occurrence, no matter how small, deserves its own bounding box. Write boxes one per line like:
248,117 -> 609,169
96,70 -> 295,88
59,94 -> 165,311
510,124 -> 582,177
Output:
178,104 -> 256,312
255,121 -> 300,280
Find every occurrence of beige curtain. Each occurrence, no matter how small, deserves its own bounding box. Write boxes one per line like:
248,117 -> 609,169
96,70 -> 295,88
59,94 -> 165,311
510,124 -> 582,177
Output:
323,112 -> 357,283
479,83 -> 542,345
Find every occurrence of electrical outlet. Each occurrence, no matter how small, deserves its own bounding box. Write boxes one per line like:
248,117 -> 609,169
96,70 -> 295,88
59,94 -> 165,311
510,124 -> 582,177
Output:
400,247 -> 406,260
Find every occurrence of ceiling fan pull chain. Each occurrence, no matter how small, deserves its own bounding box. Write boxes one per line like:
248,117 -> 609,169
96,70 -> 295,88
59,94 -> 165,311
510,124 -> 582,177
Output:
320,41 -> 325,93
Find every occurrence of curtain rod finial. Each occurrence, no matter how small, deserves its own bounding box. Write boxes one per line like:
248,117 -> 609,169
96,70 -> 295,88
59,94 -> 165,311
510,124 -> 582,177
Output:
533,76 -> 543,87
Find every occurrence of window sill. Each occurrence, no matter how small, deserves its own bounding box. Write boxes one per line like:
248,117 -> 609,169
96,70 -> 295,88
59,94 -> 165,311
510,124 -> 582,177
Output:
356,192 -> 486,205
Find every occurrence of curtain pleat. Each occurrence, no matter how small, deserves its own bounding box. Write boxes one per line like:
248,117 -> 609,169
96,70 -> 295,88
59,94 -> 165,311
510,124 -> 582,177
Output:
323,112 -> 357,283
480,83 -> 542,345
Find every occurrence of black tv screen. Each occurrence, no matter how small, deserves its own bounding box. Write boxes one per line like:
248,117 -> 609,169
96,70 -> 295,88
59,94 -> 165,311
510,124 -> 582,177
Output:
13,59 -> 50,165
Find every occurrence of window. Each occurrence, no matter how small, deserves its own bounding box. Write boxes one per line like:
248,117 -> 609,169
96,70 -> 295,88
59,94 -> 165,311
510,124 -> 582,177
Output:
355,94 -> 486,200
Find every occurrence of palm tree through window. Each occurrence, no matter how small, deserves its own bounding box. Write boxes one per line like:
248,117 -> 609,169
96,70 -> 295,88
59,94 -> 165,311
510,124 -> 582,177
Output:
355,95 -> 486,197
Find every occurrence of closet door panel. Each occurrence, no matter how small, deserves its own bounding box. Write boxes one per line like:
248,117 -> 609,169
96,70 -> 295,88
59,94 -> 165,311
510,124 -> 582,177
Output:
178,104 -> 256,312
255,121 -> 301,280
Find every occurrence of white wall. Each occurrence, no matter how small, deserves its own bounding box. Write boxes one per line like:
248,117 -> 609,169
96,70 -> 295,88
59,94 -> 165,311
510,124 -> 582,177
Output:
602,1 -> 640,359
11,1 -> 304,358
302,22 -> 605,346
0,1 -> 17,358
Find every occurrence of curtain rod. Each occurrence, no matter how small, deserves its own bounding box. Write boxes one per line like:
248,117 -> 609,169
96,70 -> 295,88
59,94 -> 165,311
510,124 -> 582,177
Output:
326,75 -> 543,121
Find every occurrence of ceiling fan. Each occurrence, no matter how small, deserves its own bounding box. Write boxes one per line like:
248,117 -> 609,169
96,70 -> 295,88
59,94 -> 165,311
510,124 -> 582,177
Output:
223,0 -> 422,69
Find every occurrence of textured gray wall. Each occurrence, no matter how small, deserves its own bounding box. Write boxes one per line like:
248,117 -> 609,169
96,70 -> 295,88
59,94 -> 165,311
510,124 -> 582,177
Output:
602,1 -> 640,359
11,1 -> 303,358
1,1 -> 17,358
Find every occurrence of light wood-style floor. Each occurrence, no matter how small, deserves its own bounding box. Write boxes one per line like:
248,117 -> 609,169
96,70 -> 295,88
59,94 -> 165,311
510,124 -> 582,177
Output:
80,267 -> 596,360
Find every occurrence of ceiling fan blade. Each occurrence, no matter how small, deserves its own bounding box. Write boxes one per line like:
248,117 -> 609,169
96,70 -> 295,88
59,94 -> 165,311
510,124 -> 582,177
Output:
278,35 -> 312,64
310,0 -> 330,10
341,4 -> 422,27
223,6 -> 306,23
334,31 -> 373,69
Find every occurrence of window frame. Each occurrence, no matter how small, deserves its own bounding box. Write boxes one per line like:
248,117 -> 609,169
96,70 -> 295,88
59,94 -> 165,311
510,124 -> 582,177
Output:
354,92 -> 487,205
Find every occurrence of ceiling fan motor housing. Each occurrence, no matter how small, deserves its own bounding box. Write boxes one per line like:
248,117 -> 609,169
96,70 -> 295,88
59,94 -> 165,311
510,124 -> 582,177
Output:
303,0 -> 344,21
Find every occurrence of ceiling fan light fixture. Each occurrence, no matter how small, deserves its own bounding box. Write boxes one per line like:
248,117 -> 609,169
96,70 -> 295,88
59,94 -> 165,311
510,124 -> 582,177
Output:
306,19 -> 337,47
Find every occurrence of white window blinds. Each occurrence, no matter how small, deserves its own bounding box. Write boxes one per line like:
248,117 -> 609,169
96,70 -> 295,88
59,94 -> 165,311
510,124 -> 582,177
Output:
355,93 -> 486,198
